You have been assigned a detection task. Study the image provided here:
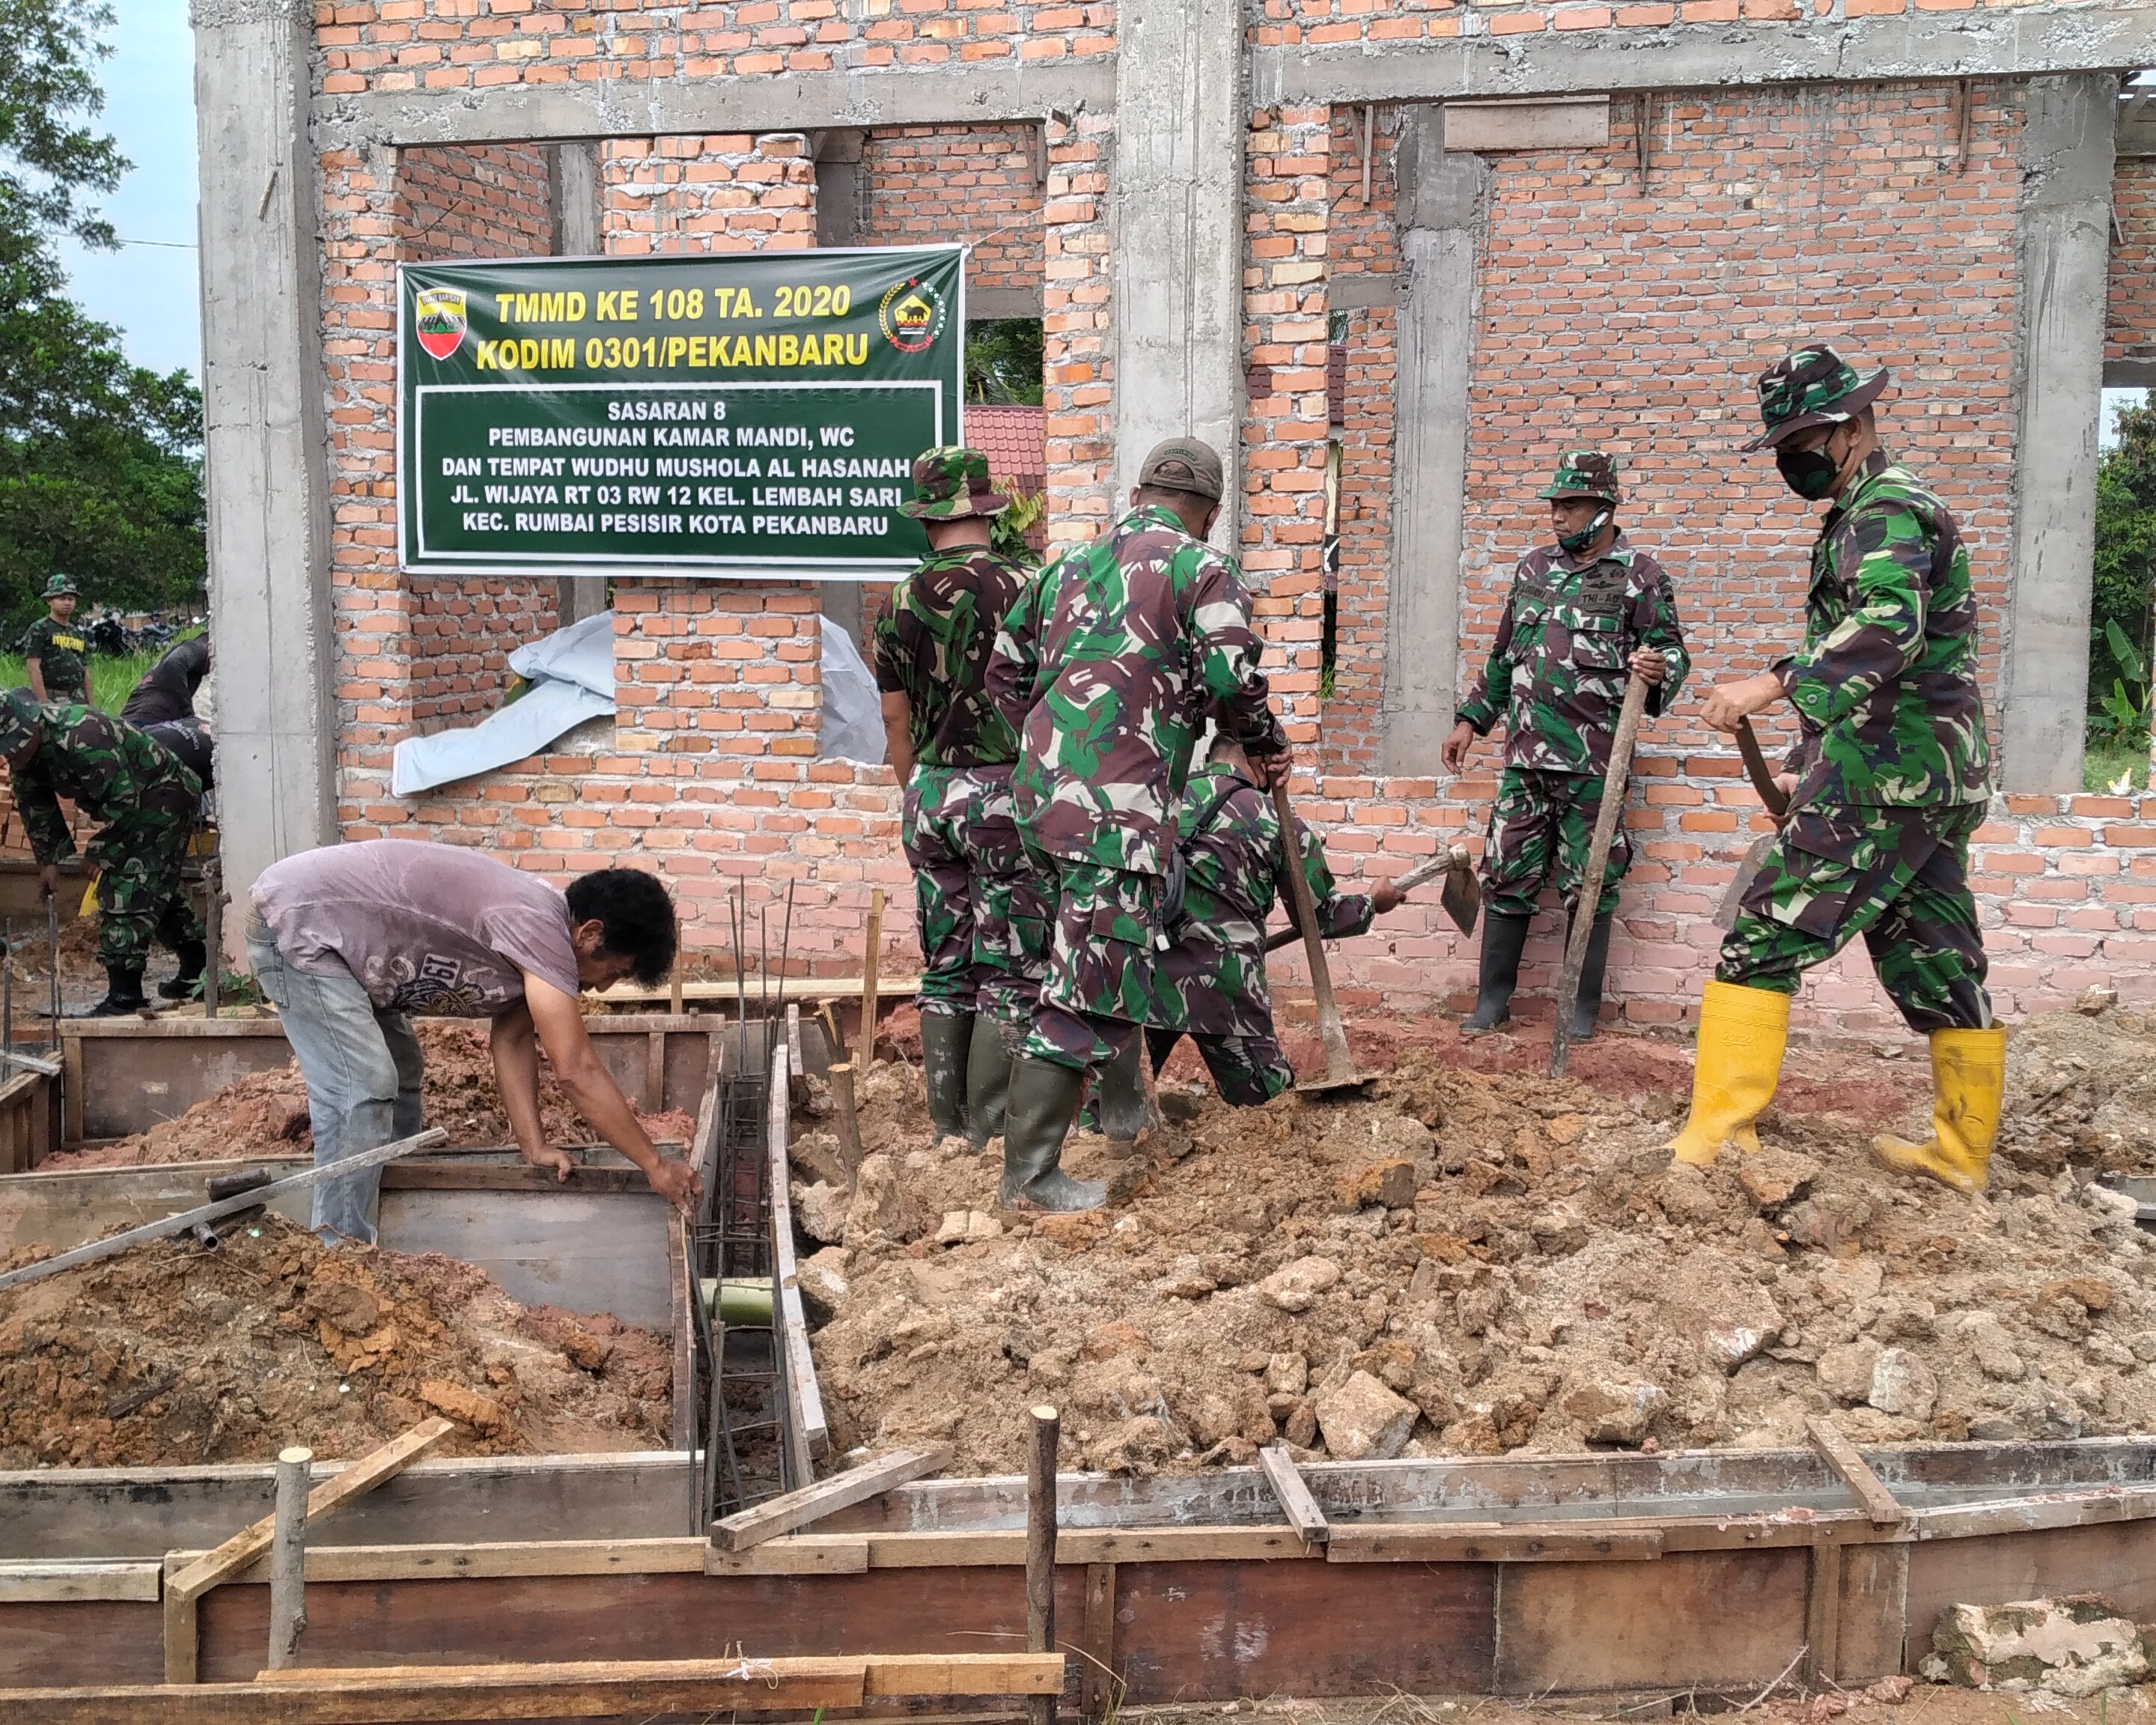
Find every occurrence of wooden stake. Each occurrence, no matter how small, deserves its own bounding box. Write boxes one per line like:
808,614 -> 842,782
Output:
829,1059 -> 864,1178
669,913 -> 683,1015
820,999 -> 846,1063
710,1443 -> 951,1553
267,1446 -> 311,1670
1806,1415 -> 1905,1527
1027,1404 -> 1061,1725
1256,1445 -> 1330,1546
859,888 -> 884,1061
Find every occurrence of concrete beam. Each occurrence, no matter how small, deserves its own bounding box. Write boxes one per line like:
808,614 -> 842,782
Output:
1110,0 -> 1246,538
315,60 -> 1116,151
2000,73 -> 2117,794
552,142 -> 610,629
1380,112 -> 1487,777
1255,13 -> 2156,105
192,0 -> 338,915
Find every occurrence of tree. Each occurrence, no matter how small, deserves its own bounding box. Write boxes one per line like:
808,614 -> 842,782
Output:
2090,401 -> 2156,744
0,0 -> 204,630
964,319 -> 1044,407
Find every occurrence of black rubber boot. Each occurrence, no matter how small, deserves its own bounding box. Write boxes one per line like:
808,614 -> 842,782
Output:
1566,912 -> 1615,1041
1462,911 -> 1530,1033
75,965 -> 148,1018
1094,1036 -> 1151,1146
920,1011 -> 973,1142
997,1057 -> 1105,1213
966,1015 -> 1017,1151
158,940 -> 207,1002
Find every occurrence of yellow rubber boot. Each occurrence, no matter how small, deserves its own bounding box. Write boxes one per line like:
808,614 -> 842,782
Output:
1871,1026 -> 2008,1195
1665,980 -> 1791,1168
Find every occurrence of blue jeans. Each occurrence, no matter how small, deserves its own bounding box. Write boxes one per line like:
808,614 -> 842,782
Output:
246,912 -> 423,1246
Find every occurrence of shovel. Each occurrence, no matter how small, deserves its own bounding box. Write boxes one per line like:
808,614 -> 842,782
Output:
1712,717 -> 1793,933
1262,845 -> 1479,953
1550,674 -> 1651,1080
1271,777 -> 1374,1097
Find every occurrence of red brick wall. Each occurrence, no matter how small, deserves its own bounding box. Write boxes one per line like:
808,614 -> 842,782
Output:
862,125 -> 1044,297
398,144 -> 554,260
2109,155 -> 2156,374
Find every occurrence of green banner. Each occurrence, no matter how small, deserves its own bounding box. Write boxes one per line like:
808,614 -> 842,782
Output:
397,247 -> 966,577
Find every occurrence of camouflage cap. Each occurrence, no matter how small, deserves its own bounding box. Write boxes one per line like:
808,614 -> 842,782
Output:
1742,344 -> 1890,451
41,573 -> 77,598
1136,438 -> 1225,502
1535,450 -> 1622,505
900,446 -> 1011,520
0,689 -> 40,760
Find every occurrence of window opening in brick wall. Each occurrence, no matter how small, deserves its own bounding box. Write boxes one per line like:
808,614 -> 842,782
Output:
1322,437 -> 1342,701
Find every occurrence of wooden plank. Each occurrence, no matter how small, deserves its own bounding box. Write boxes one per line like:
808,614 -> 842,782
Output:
1080,1563 -> 1116,1720
767,1041 -> 827,1464
168,1422 -> 455,1606
645,1029 -> 666,1113
859,888 -> 884,1058
185,1538 -> 713,1586
1803,1539 -> 1842,1687
256,1649 -> 1063,1691
1806,1416 -> 1905,1527
377,1163 -> 648,1194
710,1444 -> 952,1554
1255,1446 -> 1329,1546
1326,1523 -> 1663,1564
786,1003 -> 804,1077
60,1031 -> 82,1148
1905,1521 -> 2156,1664
705,1536 -> 871,1575
1442,94 -> 1610,151
596,974 -> 919,1009
1835,1541 -> 1907,1685
162,1575 -> 197,1684
0,1559 -> 162,1602
1907,1484 -> 2156,1540
704,1524 -> 1328,1572
668,1209 -> 695,1452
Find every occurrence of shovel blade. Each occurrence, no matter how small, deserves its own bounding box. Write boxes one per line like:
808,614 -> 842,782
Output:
1714,833 -> 1778,932
1440,864 -> 1481,937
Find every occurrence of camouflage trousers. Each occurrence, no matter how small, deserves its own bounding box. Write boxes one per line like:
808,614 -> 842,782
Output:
1017,852 -> 1166,1072
1718,801 -> 1991,1034
1480,766 -> 1629,919
902,764 -> 1047,1030
1145,1026 -> 1290,1108
89,809 -> 202,971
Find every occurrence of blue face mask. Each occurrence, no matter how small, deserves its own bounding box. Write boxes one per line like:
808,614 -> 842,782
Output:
1558,508 -> 1613,557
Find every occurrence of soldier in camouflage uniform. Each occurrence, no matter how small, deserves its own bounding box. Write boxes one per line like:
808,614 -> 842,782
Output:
1669,346 -> 2003,1193
871,447 -> 1043,1150
0,688 -> 203,1015
22,574 -> 88,707
1443,451 -> 1690,1038
1138,731 -> 1407,1108
986,437 -> 1289,1212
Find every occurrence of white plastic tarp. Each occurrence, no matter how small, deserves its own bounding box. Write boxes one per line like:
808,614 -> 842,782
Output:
391,610 -> 618,797
818,614 -> 886,765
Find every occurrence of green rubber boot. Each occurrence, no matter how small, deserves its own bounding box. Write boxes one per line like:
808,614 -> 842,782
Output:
966,1015 -> 1017,1151
1565,912 -> 1614,1041
920,1011 -> 974,1143
998,1057 -> 1105,1214
1094,1035 -> 1151,1146
1464,911 -> 1530,1033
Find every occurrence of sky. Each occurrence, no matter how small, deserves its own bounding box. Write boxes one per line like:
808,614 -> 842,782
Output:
55,0 -> 200,380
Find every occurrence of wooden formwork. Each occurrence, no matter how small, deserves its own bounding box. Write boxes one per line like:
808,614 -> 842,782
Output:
4,1440 -> 2155,1702
0,1065 -> 58,1175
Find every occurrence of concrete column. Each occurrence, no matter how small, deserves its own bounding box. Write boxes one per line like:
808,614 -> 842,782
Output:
1380,112 -> 1487,776
1110,0 -> 1245,543
811,131 -> 865,645
192,0 -> 336,909
2000,73 -> 2118,793
553,142 -> 611,627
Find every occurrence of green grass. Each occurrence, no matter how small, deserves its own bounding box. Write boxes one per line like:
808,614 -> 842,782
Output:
2083,731 -> 2153,792
0,638 -> 191,713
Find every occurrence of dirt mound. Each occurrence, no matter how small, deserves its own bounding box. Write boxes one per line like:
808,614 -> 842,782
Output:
0,1214 -> 672,1467
796,1010 -> 2156,1476
42,1019 -> 696,1169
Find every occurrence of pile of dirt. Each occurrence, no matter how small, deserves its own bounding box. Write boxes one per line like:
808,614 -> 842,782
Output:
0,1214 -> 673,1467
41,1020 -> 697,1169
791,1009 -> 2156,1476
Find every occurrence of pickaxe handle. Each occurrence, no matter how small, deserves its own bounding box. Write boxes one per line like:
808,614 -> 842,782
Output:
1264,845 -> 1470,951
1549,674 -> 1651,1080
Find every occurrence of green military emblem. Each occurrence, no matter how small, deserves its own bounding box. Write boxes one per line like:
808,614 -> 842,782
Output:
1744,344 -> 1890,451
901,446 -> 1011,520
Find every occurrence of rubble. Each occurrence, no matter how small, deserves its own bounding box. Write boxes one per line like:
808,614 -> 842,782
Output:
1924,1595 -> 2149,1696
800,1011 -> 2156,1476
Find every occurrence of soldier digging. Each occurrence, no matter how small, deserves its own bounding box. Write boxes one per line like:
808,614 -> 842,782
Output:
1443,451 -> 1690,1038
987,437 -> 1291,1213
1669,347 -> 2003,1192
871,448 -> 1044,1153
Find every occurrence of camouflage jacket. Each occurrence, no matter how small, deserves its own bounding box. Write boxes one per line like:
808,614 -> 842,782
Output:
869,546 -> 1029,771
1157,763 -> 1373,1035
1456,532 -> 1690,775
12,705 -> 201,866
987,505 -> 1287,876
1772,451 -> 1992,807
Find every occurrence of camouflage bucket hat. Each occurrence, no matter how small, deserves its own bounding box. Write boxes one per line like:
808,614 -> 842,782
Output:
900,446 -> 1011,520
1743,344 -> 1890,451
1535,450 -> 1621,505
0,688 -> 40,758
41,573 -> 78,598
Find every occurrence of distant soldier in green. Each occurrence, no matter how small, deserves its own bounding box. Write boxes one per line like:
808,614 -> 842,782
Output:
986,438 -> 1290,1212
871,447 -> 1041,1151
0,689 -> 204,1015
1443,451 -> 1690,1038
22,574 -> 88,707
1670,347 -> 2002,1192
1132,728 -> 1407,1111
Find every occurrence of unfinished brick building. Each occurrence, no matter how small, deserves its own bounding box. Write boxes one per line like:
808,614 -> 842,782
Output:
195,0 -> 2156,1032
